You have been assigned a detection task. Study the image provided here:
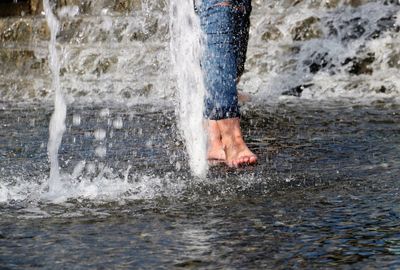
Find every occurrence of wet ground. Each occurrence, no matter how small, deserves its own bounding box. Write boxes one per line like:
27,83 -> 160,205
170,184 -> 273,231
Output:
0,100 -> 400,269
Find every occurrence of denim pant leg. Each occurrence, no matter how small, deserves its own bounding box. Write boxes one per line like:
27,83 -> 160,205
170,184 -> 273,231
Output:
199,0 -> 239,120
234,0 -> 252,79
198,0 -> 252,120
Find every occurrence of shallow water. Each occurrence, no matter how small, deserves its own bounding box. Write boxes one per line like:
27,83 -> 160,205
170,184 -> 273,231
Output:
1,101 -> 399,268
2,1 -> 400,268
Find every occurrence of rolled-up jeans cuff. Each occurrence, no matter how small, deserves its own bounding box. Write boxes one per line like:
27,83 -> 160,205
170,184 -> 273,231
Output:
205,106 -> 240,120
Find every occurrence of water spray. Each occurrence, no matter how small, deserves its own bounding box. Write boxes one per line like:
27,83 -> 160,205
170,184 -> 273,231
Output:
44,0 -> 67,193
169,0 -> 208,178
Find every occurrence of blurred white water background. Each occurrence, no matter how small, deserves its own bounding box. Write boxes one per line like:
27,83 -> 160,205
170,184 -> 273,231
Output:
0,1 -> 400,268
1,0 -> 400,103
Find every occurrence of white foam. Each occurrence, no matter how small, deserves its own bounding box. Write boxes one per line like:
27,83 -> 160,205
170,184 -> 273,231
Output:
100,16 -> 113,31
245,1 -> 400,104
94,146 -> 107,158
0,184 -> 8,203
2,1 -> 400,105
58,5 -> 79,18
0,168 -> 186,206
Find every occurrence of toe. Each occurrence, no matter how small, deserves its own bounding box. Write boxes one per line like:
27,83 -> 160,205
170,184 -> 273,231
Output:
249,155 -> 257,164
234,159 -> 241,167
238,155 -> 257,166
241,157 -> 249,165
226,159 -> 237,168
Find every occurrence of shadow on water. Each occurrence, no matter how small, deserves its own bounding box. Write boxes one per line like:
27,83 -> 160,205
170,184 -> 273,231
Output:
0,101 -> 400,268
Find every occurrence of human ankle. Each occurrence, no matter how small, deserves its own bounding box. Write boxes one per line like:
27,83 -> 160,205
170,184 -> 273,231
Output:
221,133 -> 245,148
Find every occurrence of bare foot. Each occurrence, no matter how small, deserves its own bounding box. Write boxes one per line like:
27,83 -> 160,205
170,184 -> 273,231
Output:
207,120 -> 226,162
217,118 -> 257,167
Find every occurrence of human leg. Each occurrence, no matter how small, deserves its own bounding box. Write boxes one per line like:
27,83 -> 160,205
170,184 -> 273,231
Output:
235,0 -> 252,103
234,0 -> 252,81
198,0 -> 239,120
198,0 -> 256,166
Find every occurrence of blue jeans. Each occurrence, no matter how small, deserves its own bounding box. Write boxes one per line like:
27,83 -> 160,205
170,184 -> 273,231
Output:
196,0 -> 252,120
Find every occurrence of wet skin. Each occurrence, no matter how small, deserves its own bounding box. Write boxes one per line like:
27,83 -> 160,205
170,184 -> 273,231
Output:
207,118 -> 257,167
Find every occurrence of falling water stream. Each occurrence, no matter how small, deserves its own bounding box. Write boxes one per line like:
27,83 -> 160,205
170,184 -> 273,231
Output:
169,0 -> 208,178
43,0 -> 67,194
1,0 -> 400,268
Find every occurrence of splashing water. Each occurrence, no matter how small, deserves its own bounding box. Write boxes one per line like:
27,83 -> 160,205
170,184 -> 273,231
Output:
2,2 -> 400,268
169,0 -> 208,177
3,1 -> 400,105
44,0 -> 67,194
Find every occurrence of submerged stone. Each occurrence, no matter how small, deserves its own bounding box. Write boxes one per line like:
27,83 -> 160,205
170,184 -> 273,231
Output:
113,0 -> 142,13
129,18 -> 159,42
387,51 -> 400,69
340,17 -> 366,41
291,16 -> 322,41
282,83 -> 313,97
345,0 -> 370,7
59,18 -> 85,44
343,53 -> 375,75
261,25 -> 282,42
324,0 -> 340,8
369,16 -> 400,39
280,0 -> 304,8
36,20 -> 50,41
138,84 -> 153,97
0,49 -> 45,74
1,19 -> 33,43
30,0 -> 43,15
304,52 -> 334,74
63,0 -> 145,16
94,56 -> 118,77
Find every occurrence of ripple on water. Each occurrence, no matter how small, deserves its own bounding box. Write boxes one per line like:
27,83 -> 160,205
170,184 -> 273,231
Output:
0,102 -> 400,268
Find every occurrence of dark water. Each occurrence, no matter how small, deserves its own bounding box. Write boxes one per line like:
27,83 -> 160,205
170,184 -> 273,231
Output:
0,101 -> 400,269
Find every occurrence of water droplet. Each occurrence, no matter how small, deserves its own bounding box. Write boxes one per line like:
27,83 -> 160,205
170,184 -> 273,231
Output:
145,140 -> 153,148
86,162 -> 96,174
99,108 -> 110,118
72,114 -> 81,126
113,117 -> 123,129
94,129 -> 106,140
175,161 -> 181,171
95,146 -> 107,158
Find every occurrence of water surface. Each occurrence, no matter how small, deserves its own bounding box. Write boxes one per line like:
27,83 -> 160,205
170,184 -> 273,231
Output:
1,101 -> 399,269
